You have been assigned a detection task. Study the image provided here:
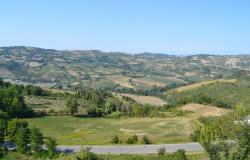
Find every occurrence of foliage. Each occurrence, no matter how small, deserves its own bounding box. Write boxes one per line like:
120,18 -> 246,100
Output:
30,127 -> 43,152
15,127 -> 30,154
141,136 -> 152,144
46,137 -> 57,158
157,147 -> 166,156
57,150 -> 102,160
172,149 -> 187,160
111,136 -> 120,144
7,119 -> 28,141
66,96 -> 78,116
195,106 -> 250,160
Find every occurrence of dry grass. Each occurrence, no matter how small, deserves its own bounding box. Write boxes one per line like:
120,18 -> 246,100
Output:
174,79 -> 236,92
106,75 -> 135,88
106,75 -> 166,88
25,96 -> 66,111
134,78 -> 166,87
180,103 -> 230,118
115,93 -> 167,106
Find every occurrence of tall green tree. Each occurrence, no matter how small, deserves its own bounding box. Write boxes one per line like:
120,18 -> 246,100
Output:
65,96 -> 78,116
15,127 -> 30,154
46,137 -> 57,158
30,127 -> 43,153
7,119 -> 28,141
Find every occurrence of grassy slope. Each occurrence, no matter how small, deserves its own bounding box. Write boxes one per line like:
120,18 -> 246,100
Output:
25,104 -> 228,145
114,93 -> 167,106
173,79 -> 236,92
166,80 -> 250,109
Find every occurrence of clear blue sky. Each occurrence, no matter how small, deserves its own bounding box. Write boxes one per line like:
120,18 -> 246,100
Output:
0,0 -> 250,54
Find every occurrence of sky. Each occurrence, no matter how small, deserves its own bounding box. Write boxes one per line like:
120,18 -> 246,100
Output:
0,0 -> 250,55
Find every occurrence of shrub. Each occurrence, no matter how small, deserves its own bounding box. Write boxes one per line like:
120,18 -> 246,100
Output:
172,149 -> 187,160
190,129 -> 200,142
86,107 -> 102,117
111,136 -> 120,144
131,135 -> 138,144
157,147 -> 166,156
106,111 -> 123,118
141,136 -> 151,144
126,137 -> 134,144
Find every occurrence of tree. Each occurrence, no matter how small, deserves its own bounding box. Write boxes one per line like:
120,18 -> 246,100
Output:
111,136 -> 120,144
0,119 -> 7,145
46,137 -> 57,158
65,96 -> 78,116
30,127 -> 43,153
7,119 -> 28,141
0,119 -> 7,158
131,135 -> 138,144
15,127 -> 30,154
197,106 -> 250,160
141,136 -> 151,144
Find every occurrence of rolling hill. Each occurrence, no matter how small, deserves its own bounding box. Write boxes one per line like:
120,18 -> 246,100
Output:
1,46 -> 250,92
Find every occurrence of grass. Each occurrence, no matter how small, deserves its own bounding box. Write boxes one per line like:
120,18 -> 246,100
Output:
25,96 -> 66,112
100,153 -> 208,160
174,79 -> 236,92
115,93 -> 167,106
105,75 -> 167,89
2,152 -> 208,160
25,104 -> 229,145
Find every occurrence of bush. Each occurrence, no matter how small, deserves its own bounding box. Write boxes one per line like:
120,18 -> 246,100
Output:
106,111 -> 123,118
126,137 -> 134,144
111,136 -> 120,144
141,136 -> 152,144
157,147 -> 166,156
190,129 -> 200,142
57,150 -> 101,160
172,149 -> 187,160
131,135 -> 138,144
86,107 -> 102,117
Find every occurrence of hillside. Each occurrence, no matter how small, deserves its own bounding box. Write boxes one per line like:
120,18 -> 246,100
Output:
1,46 -> 250,92
165,79 -> 250,110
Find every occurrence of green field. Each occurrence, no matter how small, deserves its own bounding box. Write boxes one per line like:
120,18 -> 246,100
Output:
26,116 -> 194,145
25,103 -> 228,145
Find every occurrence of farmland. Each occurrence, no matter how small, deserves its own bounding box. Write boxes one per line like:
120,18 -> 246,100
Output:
25,104 -> 229,145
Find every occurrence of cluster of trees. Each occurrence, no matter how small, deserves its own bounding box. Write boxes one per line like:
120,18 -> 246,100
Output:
111,85 -> 177,97
0,118 -> 57,158
111,135 -> 152,144
177,93 -> 234,109
191,106 -> 250,160
0,81 -> 33,118
64,88 -> 171,118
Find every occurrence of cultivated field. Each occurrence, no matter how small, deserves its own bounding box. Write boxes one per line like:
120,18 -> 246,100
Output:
25,104 -> 229,145
115,93 -> 167,106
105,75 -> 167,89
25,96 -> 66,111
174,79 -> 236,92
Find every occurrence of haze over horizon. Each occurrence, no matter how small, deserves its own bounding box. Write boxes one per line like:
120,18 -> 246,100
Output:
1,0 -> 250,55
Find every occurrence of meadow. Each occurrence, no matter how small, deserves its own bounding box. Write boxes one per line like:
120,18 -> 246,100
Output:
25,104 -> 228,145
114,93 -> 167,106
